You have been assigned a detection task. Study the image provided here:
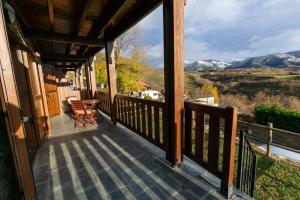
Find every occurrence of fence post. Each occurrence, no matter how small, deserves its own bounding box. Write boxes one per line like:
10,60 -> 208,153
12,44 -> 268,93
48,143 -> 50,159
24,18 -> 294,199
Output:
221,106 -> 238,198
267,122 -> 273,157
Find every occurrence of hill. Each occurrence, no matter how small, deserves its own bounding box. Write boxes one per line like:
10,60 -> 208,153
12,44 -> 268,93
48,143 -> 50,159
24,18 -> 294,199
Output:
230,51 -> 300,69
185,59 -> 231,71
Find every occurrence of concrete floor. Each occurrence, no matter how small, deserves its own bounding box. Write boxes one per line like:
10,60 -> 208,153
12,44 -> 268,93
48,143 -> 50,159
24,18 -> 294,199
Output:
32,114 -> 224,200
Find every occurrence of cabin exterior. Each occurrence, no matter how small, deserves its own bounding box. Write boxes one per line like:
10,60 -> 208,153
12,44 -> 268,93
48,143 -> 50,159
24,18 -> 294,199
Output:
0,0 -> 250,199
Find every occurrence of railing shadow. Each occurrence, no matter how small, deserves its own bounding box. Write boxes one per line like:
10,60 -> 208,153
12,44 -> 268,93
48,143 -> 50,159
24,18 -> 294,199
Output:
32,116 -> 219,199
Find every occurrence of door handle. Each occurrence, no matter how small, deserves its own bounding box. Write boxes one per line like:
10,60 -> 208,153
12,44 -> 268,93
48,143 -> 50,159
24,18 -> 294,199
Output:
22,116 -> 35,128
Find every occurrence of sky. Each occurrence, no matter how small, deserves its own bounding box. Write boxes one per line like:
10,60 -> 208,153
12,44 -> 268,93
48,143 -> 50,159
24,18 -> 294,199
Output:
134,0 -> 300,67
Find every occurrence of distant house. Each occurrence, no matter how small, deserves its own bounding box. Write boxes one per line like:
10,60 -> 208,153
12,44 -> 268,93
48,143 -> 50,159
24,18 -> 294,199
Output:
195,97 -> 217,106
138,79 -> 152,90
139,90 -> 159,100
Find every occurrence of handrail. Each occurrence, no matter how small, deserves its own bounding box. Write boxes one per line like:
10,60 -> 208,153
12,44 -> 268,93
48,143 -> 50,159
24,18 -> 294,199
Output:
97,93 -> 238,198
183,102 -> 238,197
115,94 -> 166,150
239,120 -> 300,136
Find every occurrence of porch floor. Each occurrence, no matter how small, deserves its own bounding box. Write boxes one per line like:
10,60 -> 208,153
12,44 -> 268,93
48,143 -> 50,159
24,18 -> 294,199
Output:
32,114 -> 224,200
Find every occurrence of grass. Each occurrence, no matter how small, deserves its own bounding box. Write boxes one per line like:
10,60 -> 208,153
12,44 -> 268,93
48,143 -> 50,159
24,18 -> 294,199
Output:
119,104 -> 300,200
274,74 -> 300,80
255,155 -> 300,200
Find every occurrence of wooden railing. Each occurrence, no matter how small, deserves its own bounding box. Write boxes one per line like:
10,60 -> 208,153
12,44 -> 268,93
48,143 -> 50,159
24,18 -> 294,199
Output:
183,101 -> 237,196
95,92 -> 111,115
115,94 -> 166,150
96,93 -> 237,197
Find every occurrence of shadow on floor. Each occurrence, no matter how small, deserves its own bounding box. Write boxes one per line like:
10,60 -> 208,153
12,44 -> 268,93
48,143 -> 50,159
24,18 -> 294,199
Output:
32,114 -> 222,200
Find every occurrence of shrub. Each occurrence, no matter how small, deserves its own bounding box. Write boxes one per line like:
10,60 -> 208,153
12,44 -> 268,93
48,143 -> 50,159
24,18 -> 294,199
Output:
144,95 -> 152,100
253,103 -> 300,133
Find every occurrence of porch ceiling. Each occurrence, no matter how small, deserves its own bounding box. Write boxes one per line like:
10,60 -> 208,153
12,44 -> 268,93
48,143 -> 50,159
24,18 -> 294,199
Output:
8,0 -> 161,68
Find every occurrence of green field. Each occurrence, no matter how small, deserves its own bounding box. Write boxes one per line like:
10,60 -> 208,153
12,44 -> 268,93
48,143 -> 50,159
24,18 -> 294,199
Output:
255,156 -> 300,200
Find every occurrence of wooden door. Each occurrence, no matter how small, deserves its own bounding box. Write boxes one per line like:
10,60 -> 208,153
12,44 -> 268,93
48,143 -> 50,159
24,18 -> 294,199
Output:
22,53 -> 49,146
27,54 -> 51,145
43,66 -> 60,117
10,44 -> 39,163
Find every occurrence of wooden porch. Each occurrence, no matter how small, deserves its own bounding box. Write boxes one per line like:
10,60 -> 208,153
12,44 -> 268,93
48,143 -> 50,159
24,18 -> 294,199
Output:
0,0 -> 240,199
33,114 -> 224,200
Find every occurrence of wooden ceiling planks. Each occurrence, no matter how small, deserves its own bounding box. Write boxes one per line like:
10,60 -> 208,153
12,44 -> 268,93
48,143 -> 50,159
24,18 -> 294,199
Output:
8,0 -> 162,69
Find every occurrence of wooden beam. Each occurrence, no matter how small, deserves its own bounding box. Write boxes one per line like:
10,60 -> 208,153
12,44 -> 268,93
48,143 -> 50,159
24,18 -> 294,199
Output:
41,58 -> 86,64
0,1 -> 37,199
163,0 -> 185,166
55,64 -> 81,69
66,0 -> 93,54
47,0 -> 54,31
79,0 -> 126,56
24,29 -> 104,46
40,54 -> 87,61
105,40 -> 117,124
107,0 -> 161,40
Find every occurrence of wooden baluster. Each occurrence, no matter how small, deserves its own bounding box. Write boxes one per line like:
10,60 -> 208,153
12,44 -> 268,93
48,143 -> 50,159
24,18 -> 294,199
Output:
208,114 -> 220,176
128,100 -> 132,128
195,110 -> 204,162
184,108 -> 193,156
141,103 -> 146,136
137,102 -> 141,133
117,98 -> 121,121
121,99 -> 125,123
125,99 -> 129,125
147,104 -> 153,140
162,106 -> 167,149
132,101 -> 136,131
154,106 -> 160,146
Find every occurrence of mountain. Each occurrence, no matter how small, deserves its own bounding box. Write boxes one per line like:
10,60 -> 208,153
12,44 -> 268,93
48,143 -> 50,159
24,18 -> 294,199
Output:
230,51 -> 300,69
185,59 -> 231,71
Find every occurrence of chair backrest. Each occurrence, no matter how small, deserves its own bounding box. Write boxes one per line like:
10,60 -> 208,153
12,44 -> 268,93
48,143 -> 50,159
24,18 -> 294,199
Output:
66,96 -> 78,105
70,100 -> 85,114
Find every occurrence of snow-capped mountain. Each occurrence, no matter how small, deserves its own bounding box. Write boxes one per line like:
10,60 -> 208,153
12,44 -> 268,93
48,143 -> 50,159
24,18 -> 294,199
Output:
185,59 -> 232,71
229,51 -> 300,69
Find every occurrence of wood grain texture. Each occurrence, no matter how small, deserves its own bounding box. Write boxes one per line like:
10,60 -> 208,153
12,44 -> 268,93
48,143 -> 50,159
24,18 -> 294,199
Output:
0,1 -> 36,198
105,40 -> 117,123
163,0 -> 185,165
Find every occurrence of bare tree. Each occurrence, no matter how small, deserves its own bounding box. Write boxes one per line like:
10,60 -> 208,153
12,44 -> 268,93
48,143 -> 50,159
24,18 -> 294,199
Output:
114,27 -> 142,66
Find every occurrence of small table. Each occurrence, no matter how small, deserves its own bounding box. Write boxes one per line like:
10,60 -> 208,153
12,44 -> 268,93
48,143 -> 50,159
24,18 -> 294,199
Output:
82,99 -> 103,119
82,99 -> 100,109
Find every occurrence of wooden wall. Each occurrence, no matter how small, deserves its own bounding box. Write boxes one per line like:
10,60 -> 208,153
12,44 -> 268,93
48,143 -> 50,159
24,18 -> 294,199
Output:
0,95 -> 22,200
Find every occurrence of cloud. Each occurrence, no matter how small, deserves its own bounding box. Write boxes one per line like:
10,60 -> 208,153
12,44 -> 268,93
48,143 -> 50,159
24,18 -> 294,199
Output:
136,0 -> 300,66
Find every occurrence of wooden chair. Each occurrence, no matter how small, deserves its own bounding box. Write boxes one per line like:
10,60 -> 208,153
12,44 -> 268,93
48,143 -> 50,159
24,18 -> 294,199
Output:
70,100 -> 96,127
66,96 -> 78,119
70,100 -> 87,128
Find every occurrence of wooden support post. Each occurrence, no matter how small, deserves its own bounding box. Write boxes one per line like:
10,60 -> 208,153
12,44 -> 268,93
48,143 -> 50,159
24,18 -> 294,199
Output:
267,122 -> 273,157
163,0 -> 185,166
221,107 -> 238,198
105,40 -> 117,124
79,66 -> 84,90
88,57 -> 97,98
84,61 -> 91,99
0,1 -> 37,199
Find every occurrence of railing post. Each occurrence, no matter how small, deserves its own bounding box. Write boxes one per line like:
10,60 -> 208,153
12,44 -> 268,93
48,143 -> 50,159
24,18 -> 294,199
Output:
163,0 -> 185,166
267,122 -> 273,157
221,106 -> 238,198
